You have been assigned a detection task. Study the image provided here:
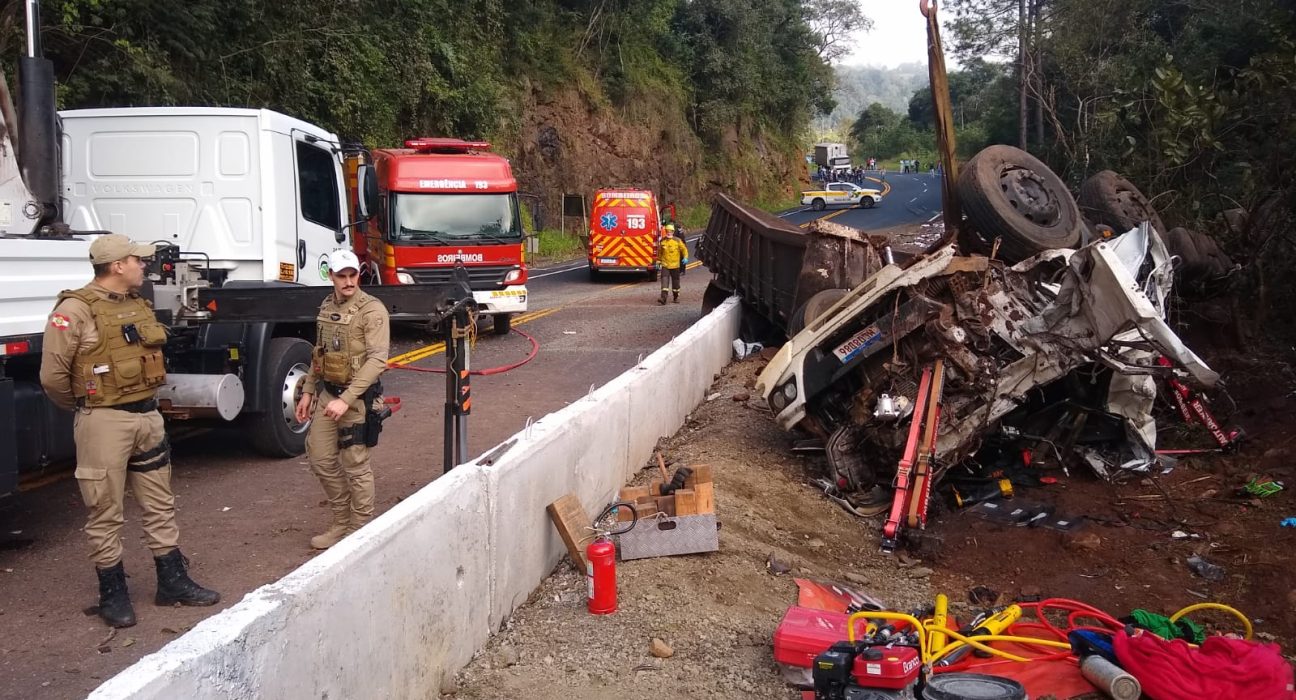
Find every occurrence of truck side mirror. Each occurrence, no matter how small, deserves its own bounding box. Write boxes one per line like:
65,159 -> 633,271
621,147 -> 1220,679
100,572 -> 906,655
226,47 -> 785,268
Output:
357,165 -> 379,220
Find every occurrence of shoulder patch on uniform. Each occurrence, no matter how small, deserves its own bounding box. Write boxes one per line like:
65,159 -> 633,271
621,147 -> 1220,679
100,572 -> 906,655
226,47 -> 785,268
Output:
50,313 -> 70,330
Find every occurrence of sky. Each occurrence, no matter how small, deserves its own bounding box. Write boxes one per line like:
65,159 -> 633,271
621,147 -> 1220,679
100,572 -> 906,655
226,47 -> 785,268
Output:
840,1 -> 939,69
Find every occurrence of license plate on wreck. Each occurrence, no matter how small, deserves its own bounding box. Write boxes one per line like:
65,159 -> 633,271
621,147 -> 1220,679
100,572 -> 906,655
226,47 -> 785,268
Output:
598,257 -> 618,264
833,324 -> 883,363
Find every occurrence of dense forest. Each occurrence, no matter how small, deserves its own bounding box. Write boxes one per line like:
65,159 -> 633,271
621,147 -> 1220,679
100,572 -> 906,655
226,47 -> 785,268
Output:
0,0 -> 865,207
815,62 -> 927,129
832,0 -> 1295,340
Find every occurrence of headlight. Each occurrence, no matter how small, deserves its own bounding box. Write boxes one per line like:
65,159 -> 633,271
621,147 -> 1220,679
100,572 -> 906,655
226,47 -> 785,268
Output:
395,272 -> 414,284
771,391 -> 788,411
503,267 -> 522,284
782,380 -> 798,401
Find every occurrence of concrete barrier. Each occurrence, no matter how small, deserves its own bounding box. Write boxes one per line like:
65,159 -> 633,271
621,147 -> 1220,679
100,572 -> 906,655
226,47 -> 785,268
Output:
90,297 -> 741,699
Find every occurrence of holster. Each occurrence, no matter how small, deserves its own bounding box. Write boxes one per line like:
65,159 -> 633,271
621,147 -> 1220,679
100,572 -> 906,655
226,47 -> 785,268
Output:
338,381 -> 390,449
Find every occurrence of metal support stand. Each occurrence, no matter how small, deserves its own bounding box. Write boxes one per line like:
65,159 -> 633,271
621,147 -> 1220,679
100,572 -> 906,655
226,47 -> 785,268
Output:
443,306 -> 472,473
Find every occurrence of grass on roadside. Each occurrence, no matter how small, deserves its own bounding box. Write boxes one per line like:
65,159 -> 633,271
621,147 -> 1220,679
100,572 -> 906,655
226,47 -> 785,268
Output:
532,229 -> 586,265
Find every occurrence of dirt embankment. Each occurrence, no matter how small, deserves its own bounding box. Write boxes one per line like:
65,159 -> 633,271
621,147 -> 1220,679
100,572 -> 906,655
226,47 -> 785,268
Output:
451,336 -> 1296,699
504,81 -> 805,222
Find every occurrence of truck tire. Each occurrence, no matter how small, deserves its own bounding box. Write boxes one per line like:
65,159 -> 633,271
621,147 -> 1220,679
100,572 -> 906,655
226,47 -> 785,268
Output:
588,265 -> 600,282
647,267 -> 659,282
792,289 -> 850,335
958,145 -> 1082,263
493,313 -> 512,335
701,280 -> 733,315
812,198 -> 826,211
1078,170 -> 1166,235
246,337 -> 313,458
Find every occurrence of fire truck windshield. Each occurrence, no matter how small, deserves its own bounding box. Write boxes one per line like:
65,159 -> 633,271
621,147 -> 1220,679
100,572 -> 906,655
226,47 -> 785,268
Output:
391,193 -> 522,243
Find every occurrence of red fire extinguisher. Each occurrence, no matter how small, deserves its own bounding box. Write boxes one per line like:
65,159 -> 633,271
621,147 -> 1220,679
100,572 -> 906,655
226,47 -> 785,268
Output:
587,501 -> 637,615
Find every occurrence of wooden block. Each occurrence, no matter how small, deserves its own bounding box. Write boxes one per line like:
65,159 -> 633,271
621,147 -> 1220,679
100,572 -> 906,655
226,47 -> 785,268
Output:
684,464 -> 713,489
619,500 -> 657,521
546,494 -> 593,571
694,481 -> 715,514
648,480 -> 665,497
655,495 -> 676,518
618,485 -> 651,503
674,488 -> 698,515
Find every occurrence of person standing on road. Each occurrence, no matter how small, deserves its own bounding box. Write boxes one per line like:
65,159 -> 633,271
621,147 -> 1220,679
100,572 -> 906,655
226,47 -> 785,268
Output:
657,225 -> 689,305
295,249 -> 391,550
40,234 -> 219,629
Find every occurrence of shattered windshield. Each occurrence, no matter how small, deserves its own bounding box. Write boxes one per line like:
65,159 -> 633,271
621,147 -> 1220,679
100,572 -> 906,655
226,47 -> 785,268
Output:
390,193 -> 522,243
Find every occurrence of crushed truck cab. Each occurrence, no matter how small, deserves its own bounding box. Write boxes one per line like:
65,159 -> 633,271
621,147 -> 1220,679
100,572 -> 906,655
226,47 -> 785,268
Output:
756,224 -> 1217,492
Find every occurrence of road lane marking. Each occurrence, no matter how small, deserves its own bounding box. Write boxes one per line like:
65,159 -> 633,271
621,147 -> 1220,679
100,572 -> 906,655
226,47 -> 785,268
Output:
530,264 -> 587,279
390,261 -> 703,366
389,307 -> 563,365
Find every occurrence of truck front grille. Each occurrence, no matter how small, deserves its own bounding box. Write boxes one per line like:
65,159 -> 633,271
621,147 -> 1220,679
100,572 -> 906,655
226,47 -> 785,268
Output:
401,266 -> 514,289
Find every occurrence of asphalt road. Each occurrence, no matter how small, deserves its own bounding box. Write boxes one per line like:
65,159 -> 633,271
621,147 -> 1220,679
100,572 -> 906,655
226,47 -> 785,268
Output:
0,178 -> 946,698
780,172 -> 943,231
0,243 -> 709,700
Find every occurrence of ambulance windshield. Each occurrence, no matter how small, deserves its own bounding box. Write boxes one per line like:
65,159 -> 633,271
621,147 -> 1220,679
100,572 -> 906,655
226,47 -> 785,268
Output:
391,193 -> 522,243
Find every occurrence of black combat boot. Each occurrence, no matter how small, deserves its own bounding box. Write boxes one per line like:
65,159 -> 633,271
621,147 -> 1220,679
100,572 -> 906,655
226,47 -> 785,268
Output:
154,549 -> 221,607
658,291 -> 668,305
95,562 -> 137,628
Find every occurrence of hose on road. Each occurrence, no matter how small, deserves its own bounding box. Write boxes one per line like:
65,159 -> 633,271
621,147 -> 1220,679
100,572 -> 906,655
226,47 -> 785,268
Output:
387,327 -> 540,376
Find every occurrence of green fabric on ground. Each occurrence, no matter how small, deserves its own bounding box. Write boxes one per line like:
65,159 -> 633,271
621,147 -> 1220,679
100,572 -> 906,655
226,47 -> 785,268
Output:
1130,609 -> 1206,644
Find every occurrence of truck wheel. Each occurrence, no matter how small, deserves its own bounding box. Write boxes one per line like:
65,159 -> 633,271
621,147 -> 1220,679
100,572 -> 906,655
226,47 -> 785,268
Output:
790,289 -> 849,335
958,145 -> 1082,263
588,265 -> 600,282
812,198 -> 826,211
1078,170 -> 1166,235
701,280 -> 733,315
493,314 -> 512,335
648,267 -> 659,281
247,337 -> 313,458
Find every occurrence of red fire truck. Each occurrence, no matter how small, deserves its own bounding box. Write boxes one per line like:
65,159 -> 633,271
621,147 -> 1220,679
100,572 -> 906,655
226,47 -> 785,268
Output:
347,138 -> 527,334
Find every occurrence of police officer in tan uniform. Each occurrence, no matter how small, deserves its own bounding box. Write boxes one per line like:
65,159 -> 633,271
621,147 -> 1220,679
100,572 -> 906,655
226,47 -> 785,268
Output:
40,234 -> 219,628
295,249 -> 390,549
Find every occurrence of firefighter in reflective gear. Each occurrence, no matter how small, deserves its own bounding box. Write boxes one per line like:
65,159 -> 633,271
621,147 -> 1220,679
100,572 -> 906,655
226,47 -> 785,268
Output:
657,225 -> 689,305
295,249 -> 391,550
39,234 -> 220,629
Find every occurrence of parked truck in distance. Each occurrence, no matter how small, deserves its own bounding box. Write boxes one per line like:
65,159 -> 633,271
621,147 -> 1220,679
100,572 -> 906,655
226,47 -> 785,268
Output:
813,143 -> 848,168
345,138 -> 528,335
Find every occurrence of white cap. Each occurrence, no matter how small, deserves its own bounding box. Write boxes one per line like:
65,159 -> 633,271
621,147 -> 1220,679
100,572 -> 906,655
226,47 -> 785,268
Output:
327,249 -> 360,274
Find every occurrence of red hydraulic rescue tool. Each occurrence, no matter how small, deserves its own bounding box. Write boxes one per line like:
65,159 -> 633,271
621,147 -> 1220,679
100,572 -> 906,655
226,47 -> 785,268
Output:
882,359 -> 946,552
1157,356 -> 1241,450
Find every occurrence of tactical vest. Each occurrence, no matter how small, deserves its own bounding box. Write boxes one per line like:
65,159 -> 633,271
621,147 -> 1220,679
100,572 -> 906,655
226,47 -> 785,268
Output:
314,292 -> 374,388
60,288 -> 168,407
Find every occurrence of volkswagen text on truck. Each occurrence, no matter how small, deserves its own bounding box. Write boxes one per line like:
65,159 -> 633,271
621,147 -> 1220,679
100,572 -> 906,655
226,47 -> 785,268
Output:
348,138 -> 527,334
587,189 -> 661,280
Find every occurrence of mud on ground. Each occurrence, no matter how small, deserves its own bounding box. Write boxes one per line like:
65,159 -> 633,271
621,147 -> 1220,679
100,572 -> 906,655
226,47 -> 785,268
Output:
452,358 -> 931,699
452,342 -> 1296,700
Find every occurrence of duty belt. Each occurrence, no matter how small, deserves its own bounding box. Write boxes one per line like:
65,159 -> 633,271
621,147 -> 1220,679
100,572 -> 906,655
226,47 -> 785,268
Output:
321,381 -> 348,397
78,397 -> 158,413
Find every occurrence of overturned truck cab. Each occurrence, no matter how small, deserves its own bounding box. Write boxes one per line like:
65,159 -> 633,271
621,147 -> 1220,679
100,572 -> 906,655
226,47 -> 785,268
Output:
700,194 -> 1218,545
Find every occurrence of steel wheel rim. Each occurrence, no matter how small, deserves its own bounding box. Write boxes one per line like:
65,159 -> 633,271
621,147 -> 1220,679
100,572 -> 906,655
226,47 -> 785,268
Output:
999,165 -> 1061,226
281,362 -> 311,434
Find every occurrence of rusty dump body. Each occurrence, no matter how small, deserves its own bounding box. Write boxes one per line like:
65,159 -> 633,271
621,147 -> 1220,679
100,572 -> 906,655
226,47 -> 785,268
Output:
699,195 -> 1217,503
697,193 -> 891,337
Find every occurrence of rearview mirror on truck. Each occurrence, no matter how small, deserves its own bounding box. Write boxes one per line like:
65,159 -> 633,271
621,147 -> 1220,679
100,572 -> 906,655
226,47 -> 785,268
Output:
357,164 -> 379,220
